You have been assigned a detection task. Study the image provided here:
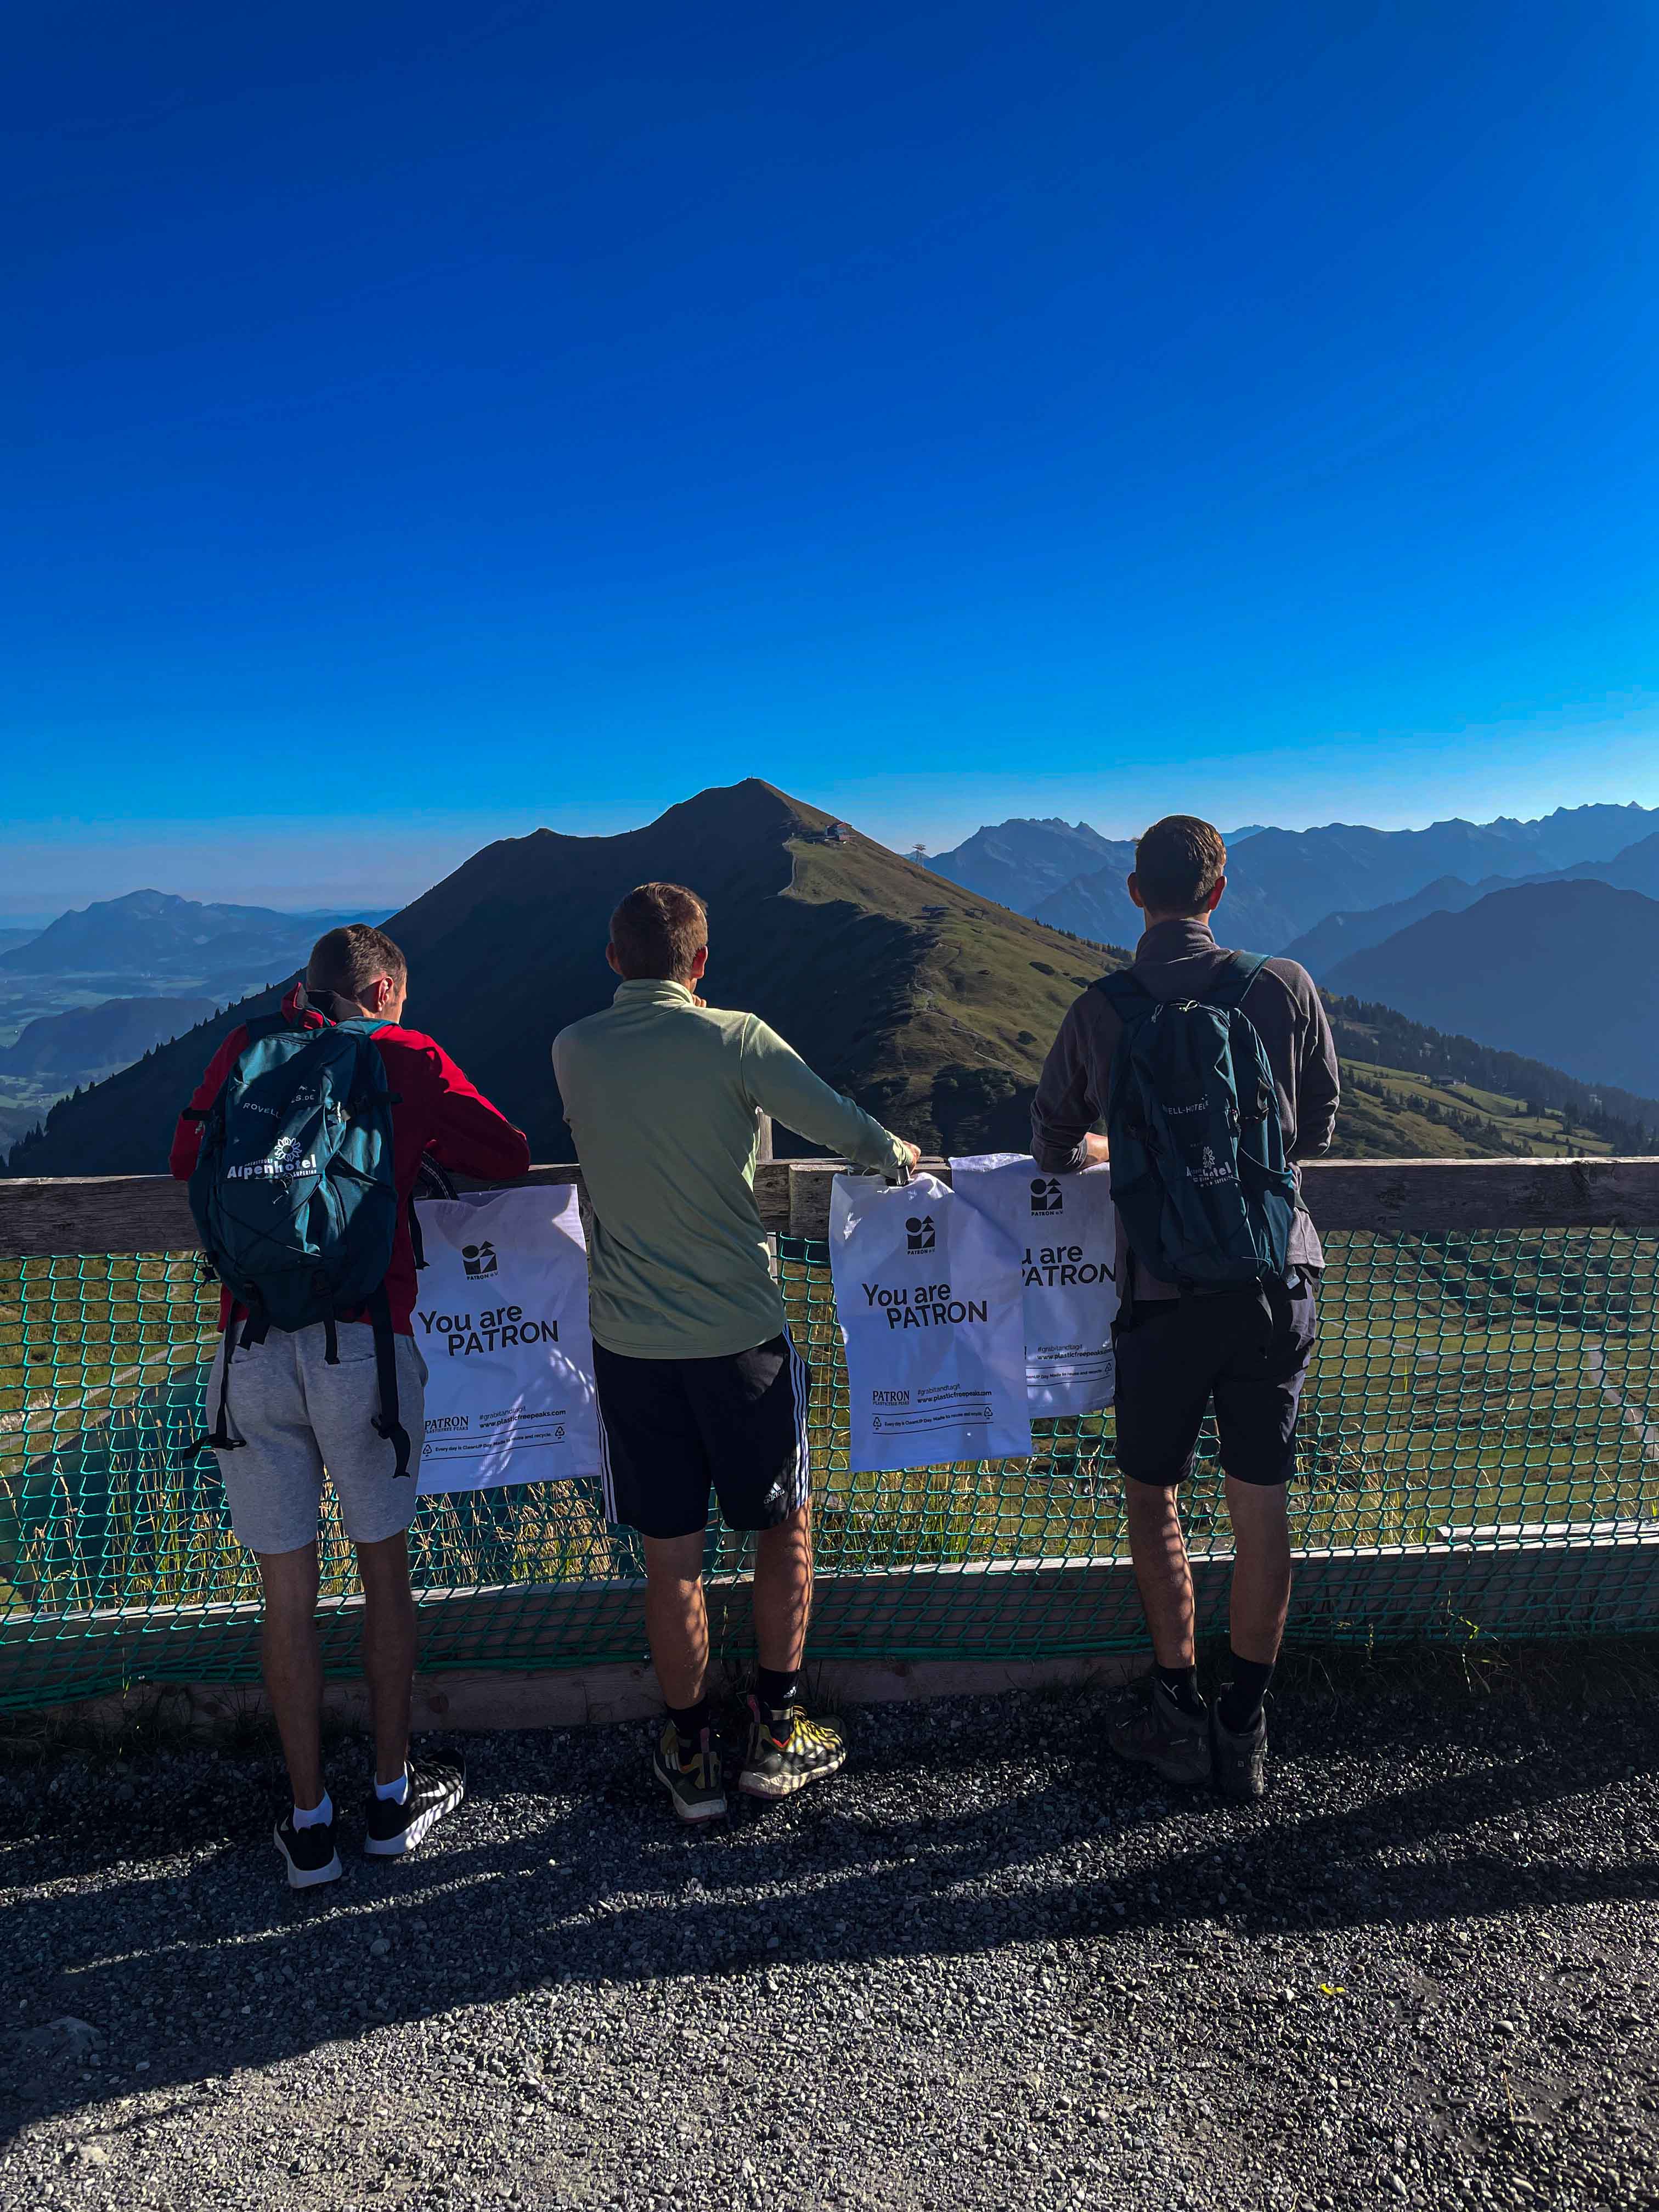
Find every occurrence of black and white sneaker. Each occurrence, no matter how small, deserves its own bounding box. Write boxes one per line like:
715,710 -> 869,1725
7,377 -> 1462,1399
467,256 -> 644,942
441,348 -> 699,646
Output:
364,1759 -> 466,1858
274,1810 -> 343,1889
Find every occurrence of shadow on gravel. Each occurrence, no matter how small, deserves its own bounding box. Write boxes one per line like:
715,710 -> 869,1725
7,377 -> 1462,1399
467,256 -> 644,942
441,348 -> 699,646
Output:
5,1682 -> 1659,2142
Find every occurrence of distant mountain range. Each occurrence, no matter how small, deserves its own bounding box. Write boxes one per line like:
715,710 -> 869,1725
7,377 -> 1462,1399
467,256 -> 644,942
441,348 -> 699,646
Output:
0,889 -> 365,986
1323,879 -> 1659,1099
929,802 -> 1659,955
1282,830 -> 1659,977
926,819 -> 1134,914
8,782 -> 1656,1178
0,996 -> 218,1084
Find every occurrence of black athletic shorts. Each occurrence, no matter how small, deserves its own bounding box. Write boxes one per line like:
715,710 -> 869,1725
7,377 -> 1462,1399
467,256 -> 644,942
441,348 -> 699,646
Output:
1113,1274 -> 1318,1489
592,1333 -> 812,1541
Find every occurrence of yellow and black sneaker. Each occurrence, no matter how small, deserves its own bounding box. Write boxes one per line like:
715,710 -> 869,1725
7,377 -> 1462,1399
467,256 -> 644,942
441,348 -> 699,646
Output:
737,1696 -> 847,1801
652,1720 -> 728,1825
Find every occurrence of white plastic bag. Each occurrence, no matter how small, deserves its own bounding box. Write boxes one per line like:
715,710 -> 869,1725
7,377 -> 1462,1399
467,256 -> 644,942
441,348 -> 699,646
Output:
413,1183 -> 602,1493
950,1153 -> 1118,1417
828,1170 -> 1031,1474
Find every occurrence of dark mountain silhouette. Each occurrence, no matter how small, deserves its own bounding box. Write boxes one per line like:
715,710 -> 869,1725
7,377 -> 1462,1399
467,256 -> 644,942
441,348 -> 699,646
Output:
0,996 -> 218,1086
3,782 -> 1132,1177
0,890 -> 363,981
1282,874 -> 1510,976
1285,828 -> 1659,977
943,801 -> 1659,951
1324,879 -> 1659,1098
1554,828 -> 1659,901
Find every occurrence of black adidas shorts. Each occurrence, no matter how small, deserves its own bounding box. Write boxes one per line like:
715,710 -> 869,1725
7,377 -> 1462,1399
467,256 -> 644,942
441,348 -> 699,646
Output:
1113,1274 -> 1318,1489
592,1333 -> 811,1541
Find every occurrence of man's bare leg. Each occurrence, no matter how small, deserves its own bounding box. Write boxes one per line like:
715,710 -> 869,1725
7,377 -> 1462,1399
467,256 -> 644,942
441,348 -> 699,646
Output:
257,1543 -> 325,1809
752,1500 -> 812,1675
1123,1480 -> 1197,1669
1205,1476 -> 1291,1797
741,1500 -> 843,1797
1224,1476 -> 1292,1666
1108,1481 -> 1211,1782
356,1531 -> 417,1786
642,1530 -> 710,1709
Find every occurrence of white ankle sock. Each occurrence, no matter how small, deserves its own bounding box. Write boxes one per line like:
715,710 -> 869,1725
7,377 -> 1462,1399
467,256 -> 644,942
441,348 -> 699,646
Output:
293,1792 -> 333,1830
375,1767 -> 409,1805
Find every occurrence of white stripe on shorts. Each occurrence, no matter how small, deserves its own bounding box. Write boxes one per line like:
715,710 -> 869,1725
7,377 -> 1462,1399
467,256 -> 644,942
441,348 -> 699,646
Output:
785,1328 -> 811,1511
594,1401 -> 617,1523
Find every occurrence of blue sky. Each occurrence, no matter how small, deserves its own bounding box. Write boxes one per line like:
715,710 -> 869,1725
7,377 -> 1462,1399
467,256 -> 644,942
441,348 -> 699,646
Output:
5,2 -> 1658,915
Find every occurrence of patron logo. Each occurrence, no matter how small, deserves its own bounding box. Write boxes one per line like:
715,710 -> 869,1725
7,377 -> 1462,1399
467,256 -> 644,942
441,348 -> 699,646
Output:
462,1241 -> 499,1279
425,1414 -> 469,1433
1030,1177 -> 1063,1215
872,1388 -> 911,1406
905,1214 -> 936,1253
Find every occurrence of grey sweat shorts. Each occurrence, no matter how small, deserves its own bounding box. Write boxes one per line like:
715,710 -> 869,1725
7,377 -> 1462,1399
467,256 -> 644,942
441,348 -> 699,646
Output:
207,1321 -> 428,1556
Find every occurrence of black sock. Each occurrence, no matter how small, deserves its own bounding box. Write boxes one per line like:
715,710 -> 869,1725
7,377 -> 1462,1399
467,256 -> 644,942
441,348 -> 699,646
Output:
1218,1655 -> 1274,1734
667,1696 -> 711,1750
1154,1663 -> 1205,1718
755,1666 -> 799,1714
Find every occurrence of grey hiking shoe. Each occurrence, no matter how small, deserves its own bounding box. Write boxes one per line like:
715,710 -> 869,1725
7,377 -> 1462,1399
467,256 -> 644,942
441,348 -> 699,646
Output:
653,1720 -> 727,1825
1210,1703 -> 1269,1802
1108,1677 -> 1212,1786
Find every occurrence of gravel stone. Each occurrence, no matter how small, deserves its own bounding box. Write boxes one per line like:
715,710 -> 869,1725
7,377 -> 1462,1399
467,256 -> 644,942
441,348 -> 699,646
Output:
0,1675 -> 1656,2208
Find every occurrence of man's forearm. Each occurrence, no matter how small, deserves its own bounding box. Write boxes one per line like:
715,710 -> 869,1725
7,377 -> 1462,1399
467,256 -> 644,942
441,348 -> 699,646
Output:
1031,1125 -> 1093,1175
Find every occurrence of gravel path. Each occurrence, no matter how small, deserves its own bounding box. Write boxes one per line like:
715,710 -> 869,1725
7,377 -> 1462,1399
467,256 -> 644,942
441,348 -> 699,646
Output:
2,1664 -> 1658,2211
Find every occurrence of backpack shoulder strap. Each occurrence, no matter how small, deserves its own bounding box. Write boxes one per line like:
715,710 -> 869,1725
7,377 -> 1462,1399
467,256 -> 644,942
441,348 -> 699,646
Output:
181,1014 -> 286,1122
1204,952 -> 1268,1012
1092,969 -> 1154,1011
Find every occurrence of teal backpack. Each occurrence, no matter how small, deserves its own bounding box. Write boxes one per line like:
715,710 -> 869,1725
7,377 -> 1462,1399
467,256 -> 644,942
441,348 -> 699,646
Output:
185,1009 -> 414,1475
1093,954 -> 1298,1297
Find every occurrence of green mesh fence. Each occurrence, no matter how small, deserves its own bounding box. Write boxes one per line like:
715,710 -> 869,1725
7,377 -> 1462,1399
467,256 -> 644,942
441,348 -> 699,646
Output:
4,1229 -> 1659,1711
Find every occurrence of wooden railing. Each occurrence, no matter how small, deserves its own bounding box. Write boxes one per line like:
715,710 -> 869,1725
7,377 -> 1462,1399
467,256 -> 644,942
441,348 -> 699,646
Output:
5,1154 -> 1659,1257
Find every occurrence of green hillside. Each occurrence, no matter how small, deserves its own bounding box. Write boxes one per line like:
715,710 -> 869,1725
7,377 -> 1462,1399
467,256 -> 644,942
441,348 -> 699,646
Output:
1334,1059 -> 1627,1159
1327,996 -> 1659,1155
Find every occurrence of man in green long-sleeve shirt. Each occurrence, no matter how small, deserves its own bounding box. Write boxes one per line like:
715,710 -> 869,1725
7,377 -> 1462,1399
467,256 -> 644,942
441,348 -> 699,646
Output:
553,881 -> 918,1824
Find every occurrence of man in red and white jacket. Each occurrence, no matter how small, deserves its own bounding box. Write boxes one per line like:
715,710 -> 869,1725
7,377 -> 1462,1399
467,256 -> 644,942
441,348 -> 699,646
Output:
173,924 -> 529,1887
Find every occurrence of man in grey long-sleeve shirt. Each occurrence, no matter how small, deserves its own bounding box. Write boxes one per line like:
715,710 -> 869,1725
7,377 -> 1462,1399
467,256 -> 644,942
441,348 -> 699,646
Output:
554,879 -> 918,1826
1030,816 -> 1339,1803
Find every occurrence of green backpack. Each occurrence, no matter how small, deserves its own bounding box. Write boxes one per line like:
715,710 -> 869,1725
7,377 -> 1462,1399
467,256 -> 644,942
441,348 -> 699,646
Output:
185,1010 -> 413,1475
1093,953 -> 1298,1296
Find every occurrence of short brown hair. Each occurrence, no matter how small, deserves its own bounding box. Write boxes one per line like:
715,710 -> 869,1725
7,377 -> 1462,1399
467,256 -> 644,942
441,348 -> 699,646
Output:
608,882 -> 708,982
1133,816 -> 1228,915
306,923 -> 408,1000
